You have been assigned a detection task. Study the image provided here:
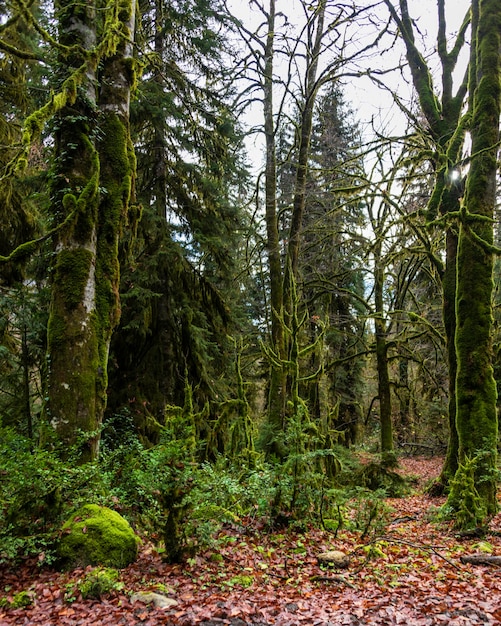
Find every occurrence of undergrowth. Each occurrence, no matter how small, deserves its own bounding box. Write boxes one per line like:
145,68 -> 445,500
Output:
0,412 -> 413,567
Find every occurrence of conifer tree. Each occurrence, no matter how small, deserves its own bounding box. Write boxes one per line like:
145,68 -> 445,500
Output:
294,86 -> 366,445
106,0 -> 248,446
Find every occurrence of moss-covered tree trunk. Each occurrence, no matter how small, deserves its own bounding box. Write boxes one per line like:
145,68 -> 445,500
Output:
439,219 -> 459,484
94,0 -> 136,448
450,0 -> 500,521
384,0 -> 469,489
373,238 -> 394,461
45,0 -> 135,461
263,0 -> 287,450
45,0 -> 101,461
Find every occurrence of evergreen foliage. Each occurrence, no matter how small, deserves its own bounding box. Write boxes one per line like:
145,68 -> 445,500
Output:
106,0 -> 250,445
0,284 -> 48,437
298,86 -> 367,445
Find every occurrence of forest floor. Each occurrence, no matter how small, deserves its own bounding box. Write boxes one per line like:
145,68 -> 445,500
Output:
1,456 -> 501,626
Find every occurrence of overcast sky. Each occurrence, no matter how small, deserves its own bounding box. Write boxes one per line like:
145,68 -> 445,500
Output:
348,0 -> 471,128
227,0 -> 472,166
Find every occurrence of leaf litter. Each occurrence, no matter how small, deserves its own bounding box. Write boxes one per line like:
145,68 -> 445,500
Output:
0,457 -> 500,625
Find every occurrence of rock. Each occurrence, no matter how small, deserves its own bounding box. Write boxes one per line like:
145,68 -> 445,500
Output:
130,591 -> 178,609
317,550 -> 350,568
57,504 -> 139,570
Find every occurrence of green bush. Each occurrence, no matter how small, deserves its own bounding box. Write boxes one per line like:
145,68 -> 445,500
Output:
0,425 -> 118,565
72,567 -> 124,600
0,590 -> 34,609
0,427 -> 69,563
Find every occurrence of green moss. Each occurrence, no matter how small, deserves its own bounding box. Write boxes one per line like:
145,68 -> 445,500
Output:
62,193 -> 77,212
57,504 -> 139,569
53,248 -> 94,310
15,156 -> 28,172
46,309 -> 67,348
444,457 -> 488,530
75,567 -> 123,599
0,590 -> 33,609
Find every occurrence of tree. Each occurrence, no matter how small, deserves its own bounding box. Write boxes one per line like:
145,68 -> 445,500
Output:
448,0 -> 500,524
105,0 -> 249,449
15,0 -> 138,462
357,135 -> 451,462
290,86 -> 367,446
233,0 -> 381,454
382,0 -> 470,486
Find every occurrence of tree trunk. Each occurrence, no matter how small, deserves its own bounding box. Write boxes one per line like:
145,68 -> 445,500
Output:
263,0 -> 287,449
452,0 -> 500,520
374,242 -> 394,461
397,356 -> 411,441
438,227 -> 459,485
45,0 -> 100,461
95,0 -> 136,452
45,0 -> 135,462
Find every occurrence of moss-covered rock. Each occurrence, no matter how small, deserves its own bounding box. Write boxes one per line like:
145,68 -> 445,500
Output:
57,504 -> 139,569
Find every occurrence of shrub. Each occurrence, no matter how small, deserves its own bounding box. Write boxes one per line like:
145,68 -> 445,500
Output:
73,567 -> 123,600
0,425 -> 108,565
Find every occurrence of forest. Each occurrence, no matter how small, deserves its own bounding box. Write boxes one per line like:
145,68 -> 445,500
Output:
0,0 -> 500,623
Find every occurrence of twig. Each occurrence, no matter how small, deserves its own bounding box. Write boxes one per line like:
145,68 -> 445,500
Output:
380,535 -> 462,571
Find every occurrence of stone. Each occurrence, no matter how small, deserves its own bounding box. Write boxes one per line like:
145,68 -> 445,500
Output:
57,503 -> 139,570
316,550 -> 350,568
130,591 -> 178,609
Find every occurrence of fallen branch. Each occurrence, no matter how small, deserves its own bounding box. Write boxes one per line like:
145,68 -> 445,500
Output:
460,554 -> 501,567
378,535 -> 462,571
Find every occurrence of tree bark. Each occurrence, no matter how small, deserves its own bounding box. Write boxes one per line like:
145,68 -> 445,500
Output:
45,0 -> 135,462
373,237 -> 394,460
452,0 -> 500,519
